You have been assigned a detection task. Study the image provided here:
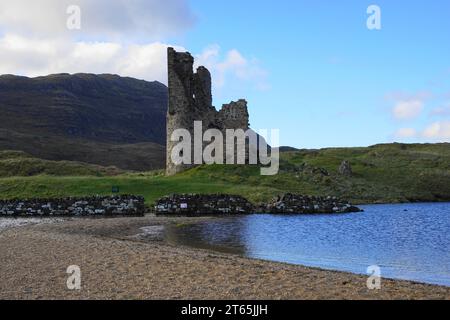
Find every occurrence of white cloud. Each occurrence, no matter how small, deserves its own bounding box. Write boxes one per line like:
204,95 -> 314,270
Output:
393,100 -> 424,120
117,43 -> 184,83
394,121 -> 450,142
0,0 -> 195,39
0,0 -> 194,82
0,34 -> 268,91
0,2 -> 267,95
422,121 -> 450,140
387,91 -> 431,120
0,34 -> 186,83
195,45 -> 269,91
395,128 -> 417,138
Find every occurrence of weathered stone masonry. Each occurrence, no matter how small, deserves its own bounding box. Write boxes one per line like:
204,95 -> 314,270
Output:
166,48 -> 251,176
154,193 -> 362,215
0,195 -> 145,217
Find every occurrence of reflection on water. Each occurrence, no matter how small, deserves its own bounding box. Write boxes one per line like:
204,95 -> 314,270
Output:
165,203 -> 450,286
165,220 -> 248,255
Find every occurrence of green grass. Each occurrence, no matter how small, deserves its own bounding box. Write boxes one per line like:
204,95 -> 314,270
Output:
0,173 -> 279,205
0,150 -> 123,177
1,143 -> 449,205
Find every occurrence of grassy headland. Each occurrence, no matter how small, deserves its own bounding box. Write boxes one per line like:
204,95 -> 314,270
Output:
0,143 -> 449,205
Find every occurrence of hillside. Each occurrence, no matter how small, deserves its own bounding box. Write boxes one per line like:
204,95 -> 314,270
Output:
0,150 -> 123,177
0,143 -> 449,204
0,73 -> 167,170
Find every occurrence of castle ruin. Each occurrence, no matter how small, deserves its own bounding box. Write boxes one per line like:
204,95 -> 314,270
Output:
166,47 -> 253,175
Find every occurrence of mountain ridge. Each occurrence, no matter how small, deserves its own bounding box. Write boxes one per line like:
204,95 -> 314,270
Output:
0,73 -> 168,170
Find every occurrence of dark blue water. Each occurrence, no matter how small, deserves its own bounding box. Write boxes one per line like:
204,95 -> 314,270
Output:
165,203 -> 450,286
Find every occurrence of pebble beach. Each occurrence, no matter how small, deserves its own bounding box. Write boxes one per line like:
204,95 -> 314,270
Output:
0,215 -> 449,300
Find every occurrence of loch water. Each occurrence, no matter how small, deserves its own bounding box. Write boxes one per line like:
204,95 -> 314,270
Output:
165,203 -> 450,286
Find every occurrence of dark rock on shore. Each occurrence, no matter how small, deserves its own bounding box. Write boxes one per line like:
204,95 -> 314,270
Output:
0,195 -> 145,217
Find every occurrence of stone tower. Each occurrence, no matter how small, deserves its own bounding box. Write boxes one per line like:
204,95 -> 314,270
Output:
166,47 -> 250,176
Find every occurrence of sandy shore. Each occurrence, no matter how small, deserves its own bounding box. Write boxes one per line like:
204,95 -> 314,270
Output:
0,215 -> 449,300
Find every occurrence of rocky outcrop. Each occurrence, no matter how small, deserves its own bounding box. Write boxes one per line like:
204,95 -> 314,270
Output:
0,195 -> 145,217
339,160 -> 353,176
155,194 -> 254,215
260,193 -> 362,214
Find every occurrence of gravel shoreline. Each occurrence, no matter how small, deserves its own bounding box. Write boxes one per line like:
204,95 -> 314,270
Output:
0,215 -> 449,300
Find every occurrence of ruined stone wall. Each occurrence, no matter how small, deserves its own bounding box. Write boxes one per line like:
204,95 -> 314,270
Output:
218,99 -> 250,129
166,48 -> 250,175
0,195 -> 145,217
154,193 -> 362,215
155,194 -> 254,215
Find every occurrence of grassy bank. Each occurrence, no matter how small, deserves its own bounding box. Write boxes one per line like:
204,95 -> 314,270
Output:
0,150 -> 123,177
0,143 -> 449,205
0,173 -> 280,205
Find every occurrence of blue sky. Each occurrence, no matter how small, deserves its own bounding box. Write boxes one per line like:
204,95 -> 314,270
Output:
0,0 -> 449,148
178,0 -> 450,148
